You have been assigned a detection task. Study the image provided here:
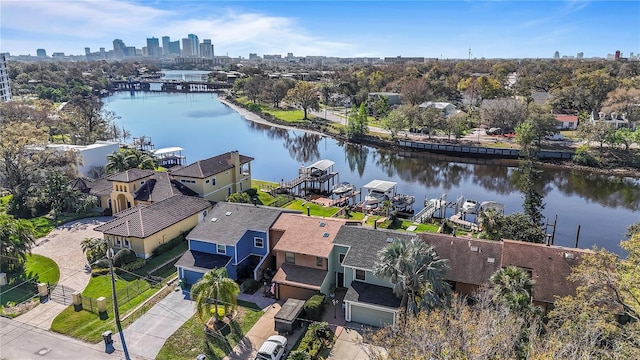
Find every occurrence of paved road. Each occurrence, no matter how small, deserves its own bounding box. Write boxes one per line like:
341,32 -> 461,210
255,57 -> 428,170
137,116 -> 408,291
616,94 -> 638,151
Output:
0,316 -> 138,360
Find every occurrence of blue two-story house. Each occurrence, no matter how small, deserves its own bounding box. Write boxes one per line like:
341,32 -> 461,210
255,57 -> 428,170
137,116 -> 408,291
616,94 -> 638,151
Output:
175,202 -> 286,290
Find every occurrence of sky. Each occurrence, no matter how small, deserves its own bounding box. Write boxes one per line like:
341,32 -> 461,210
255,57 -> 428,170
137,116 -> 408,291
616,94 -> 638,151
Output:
1,0 -> 638,59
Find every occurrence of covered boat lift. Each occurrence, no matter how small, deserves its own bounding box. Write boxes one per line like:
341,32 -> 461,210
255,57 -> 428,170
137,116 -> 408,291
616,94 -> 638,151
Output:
278,159 -> 339,196
152,146 -> 186,168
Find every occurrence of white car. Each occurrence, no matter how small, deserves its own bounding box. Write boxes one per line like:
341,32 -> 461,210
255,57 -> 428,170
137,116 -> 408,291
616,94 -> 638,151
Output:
255,335 -> 288,360
546,133 -> 566,141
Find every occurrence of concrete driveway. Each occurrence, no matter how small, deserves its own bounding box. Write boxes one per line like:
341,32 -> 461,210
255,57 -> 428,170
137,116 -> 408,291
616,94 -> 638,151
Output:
123,289 -> 196,360
326,326 -> 374,360
16,217 -> 112,330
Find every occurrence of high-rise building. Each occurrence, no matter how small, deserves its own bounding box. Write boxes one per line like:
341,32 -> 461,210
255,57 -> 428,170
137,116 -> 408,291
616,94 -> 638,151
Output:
553,51 -> 560,59
85,47 -> 91,55
188,34 -> 199,56
0,54 -> 12,102
181,38 -> 193,57
162,36 -> 170,55
200,39 -> 214,58
146,37 -> 161,58
577,52 -> 584,59
36,49 -> 47,58
615,50 -> 621,60
168,40 -> 181,55
113,39 -> 126,59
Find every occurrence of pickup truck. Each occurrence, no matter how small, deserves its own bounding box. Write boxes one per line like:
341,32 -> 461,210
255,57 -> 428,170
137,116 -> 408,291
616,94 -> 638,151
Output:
254,335 -> 288,360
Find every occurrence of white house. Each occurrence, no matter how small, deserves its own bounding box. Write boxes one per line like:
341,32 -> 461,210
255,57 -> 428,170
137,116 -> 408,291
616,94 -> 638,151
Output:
48,141 -> 120,177
554,114 -> 579,130
418,101 -> 457,117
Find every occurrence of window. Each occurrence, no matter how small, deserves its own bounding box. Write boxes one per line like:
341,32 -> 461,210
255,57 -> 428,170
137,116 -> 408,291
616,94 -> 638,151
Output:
254,237 -> 264,248
355,269 -> 366,281
212,178 -> 216,186
217,244 -> 226,254
316,257 -> 323,267
115,237 -> 121,246
240,182 -> 243,191
203,210 -> 208,217
339,253 -> 345,264
205,179 -> 209,183
228,187 -> 232,195
285,252 -> 295,264
124,239 -> 130,248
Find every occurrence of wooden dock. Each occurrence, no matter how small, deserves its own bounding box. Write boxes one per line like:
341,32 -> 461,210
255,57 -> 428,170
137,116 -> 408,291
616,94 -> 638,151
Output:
449,213 -> 480,231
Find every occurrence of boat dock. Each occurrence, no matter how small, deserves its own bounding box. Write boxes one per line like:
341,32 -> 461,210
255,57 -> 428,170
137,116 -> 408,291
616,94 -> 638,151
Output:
278,159 -> 339,197
449,213 -> 480,231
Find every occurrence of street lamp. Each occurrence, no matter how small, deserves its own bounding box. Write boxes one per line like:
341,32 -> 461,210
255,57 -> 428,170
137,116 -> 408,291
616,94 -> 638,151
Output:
106,248 -> 131,360
332,299 -> 339,318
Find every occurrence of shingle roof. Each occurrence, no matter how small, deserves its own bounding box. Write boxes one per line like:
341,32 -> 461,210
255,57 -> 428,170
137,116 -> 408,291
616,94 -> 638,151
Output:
419,233 -> 502,287
501,240 -> 591,303
133,172 -> 199,202
95,195 -> 212,238
169,151 -> 253,178
70,177 -> 92,193
272,214 -> 347,258
272,263 -> 327,290
186,202 -> 284,246
333,227 -> 416,270
106,169 -> 155,183
175,250 -> 231,273
554,114 -> 579,123
345,281 -> 401,309
88,178 -> 113,197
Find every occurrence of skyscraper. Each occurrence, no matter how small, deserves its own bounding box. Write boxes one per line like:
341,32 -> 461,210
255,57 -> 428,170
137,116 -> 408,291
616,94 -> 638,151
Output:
36,49 -> 47,58
85,47 -> 91,55
168,41 -> 181,55
0,54 -> 13,102
113,39 -> 125,59
188,34 -> 199,56
146,37 -> 161,58
200,39 -> 214,58
181,38 -> 193,57
162,36 -> 170,55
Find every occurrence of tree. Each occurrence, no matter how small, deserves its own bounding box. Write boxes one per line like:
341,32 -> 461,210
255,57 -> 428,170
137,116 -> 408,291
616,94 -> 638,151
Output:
381,108 -> 408,139
80,237 -> 108,264
518,159 -> 545,227
190,267 -> 240,323
269,79 -> 294,108
105,149 -> 128,174
415,105 -> 444,138
370,95 -> 390,120
490,266 -> 536,315
577,121 -> 615,148
226,192 -> 251,203
39,170 -> 77,222
478,207 -> 504,240
374,237 -> 450,318
400,78 -> 431,106
444,112 -> 471,141
244,75 -> 267,104
347,103 -> 369,138
525,104 -> 558,147
285,81 -> 320,120
0,214 -> 35,273
515,122 -> 538,158
124,149 -> 157,170
480,98 -> 527,130
500,213 -> 545,243
602,87 -> 640,128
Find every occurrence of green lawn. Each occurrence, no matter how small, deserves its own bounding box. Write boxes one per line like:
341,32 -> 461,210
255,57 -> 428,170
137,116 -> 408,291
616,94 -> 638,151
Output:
24,254 -> 60,285
157,305 -> 264,360
249,180 -> 279,206
284,199 -> 341,217
51,275 -> 159,343
262,108 -> 307,123
124,241 -> 188,280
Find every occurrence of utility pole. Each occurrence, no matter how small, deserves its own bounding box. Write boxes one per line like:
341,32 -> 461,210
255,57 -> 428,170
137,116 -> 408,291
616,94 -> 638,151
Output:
107,248 -> 131,360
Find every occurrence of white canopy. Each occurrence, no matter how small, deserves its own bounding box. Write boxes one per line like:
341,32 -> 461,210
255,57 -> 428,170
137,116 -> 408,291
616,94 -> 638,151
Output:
362,179 -> 397,193
153,147 -> 184,155
307,159 -> 335,171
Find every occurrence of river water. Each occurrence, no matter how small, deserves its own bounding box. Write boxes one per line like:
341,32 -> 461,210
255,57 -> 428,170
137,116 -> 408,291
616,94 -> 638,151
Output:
103,82 -> 640,256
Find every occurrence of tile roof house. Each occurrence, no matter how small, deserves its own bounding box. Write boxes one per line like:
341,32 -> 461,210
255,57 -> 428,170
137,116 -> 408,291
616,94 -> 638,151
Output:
176,202 -> 289,291
168,151 -> 253,202
270,214 -> 348,300
95,195 -> 213,259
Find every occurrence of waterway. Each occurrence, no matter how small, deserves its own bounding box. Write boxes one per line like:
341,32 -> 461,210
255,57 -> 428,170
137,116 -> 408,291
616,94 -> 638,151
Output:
104,87 -> 640,256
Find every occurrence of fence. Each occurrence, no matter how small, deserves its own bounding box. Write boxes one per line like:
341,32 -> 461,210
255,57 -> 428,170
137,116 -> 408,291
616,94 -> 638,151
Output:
81,279 -> 156,314
270,194 -> 295,208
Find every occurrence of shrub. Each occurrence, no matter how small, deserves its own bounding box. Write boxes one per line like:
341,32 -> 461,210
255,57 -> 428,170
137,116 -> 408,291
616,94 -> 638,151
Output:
573,145 -> 598,166
93,259 -> 109,269
118,258 -> 146,272
152,234 -> 186,257
247,103 -> 262,112
112,248 -> 137,267
296,322 -> 331,359
91,268 -> 109,277
288,350 -> 311,360
303,294 -> 325,321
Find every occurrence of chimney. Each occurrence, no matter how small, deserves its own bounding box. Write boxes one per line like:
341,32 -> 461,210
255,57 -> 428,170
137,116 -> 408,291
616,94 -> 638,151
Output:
230,150 -> 240,171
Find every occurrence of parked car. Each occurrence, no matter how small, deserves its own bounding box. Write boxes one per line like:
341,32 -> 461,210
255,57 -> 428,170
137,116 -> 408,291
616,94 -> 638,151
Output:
255,335 -> 288,360
546,133 -> 566,141
486,127 -> 502,135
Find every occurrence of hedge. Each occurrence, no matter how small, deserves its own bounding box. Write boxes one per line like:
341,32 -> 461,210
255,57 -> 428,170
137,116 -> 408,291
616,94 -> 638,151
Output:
152,234 -> 186,257
303,294 -> 325,321
296,322 -> 331,359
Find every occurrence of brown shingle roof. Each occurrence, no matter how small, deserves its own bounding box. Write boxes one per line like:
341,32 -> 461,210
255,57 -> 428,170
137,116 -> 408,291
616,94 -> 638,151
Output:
133,172 -> 199,202
88,178 -> 113,197
95,195 -> 212,238
106,169 -> 155,183
272,214 -> 347,258
420,233 -> 503,287
169,151 -> 254,179
501,240 -> 591,303
272,263 -> 327,290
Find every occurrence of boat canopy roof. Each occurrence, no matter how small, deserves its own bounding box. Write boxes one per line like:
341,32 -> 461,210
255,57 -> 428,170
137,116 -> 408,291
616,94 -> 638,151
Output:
307,159 -> 335,171
479,201 -> 505,212
153,147 -> 184,155
363,179 -> 397,192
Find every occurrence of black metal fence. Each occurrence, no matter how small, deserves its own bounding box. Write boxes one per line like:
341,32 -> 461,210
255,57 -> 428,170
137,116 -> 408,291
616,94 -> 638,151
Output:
81,279 -> 156,314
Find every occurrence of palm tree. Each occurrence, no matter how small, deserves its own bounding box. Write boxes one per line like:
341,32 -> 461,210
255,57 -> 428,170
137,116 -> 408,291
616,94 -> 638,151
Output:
490,266 -> 535,315
105,150 -> 128,174
0,214 -> 35,272
124,149 -> 157,170
374,237 -> 450,317
80,237 -> 108,264
478,207 -> 504,240
190,267 -> 240,324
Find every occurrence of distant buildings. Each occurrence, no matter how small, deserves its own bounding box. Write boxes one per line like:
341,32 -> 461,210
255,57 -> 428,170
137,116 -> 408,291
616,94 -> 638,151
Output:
36,48 -> 47,58
146,37 -> 161,58
0,53 -> 12,102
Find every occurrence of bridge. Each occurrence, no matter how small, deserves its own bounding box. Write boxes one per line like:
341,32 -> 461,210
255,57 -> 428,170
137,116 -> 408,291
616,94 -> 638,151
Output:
110,78 -> 232,93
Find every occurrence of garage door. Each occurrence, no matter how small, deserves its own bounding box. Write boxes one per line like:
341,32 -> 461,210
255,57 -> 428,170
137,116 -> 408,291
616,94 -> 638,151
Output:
350,304 -> 395,327
277,284 -> 318,301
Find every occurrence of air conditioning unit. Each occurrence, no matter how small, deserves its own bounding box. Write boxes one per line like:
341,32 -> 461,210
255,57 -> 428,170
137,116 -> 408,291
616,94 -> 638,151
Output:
564,252 -> 575,259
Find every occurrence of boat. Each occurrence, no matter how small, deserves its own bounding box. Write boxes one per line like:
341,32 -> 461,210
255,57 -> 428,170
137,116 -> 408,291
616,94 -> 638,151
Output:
462,199 -> 479,213
332,182 -> 355,196
392,193 -> 416,214
362,179 -> 397,210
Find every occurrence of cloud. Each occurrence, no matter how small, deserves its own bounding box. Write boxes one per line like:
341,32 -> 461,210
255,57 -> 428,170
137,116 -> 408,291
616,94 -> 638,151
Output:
0,0 -> 353,56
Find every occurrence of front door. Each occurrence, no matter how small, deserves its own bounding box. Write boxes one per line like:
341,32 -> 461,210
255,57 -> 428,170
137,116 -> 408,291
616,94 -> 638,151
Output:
337,272 -> 344,288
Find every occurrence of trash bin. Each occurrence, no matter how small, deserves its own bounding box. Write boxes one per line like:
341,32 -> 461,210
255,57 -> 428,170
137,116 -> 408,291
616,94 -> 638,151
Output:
102,330 -> 114,353
196,354 -> 207,360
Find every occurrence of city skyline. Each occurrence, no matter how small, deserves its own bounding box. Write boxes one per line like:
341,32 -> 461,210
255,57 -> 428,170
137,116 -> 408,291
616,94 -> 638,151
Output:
1,0 -> 638,59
